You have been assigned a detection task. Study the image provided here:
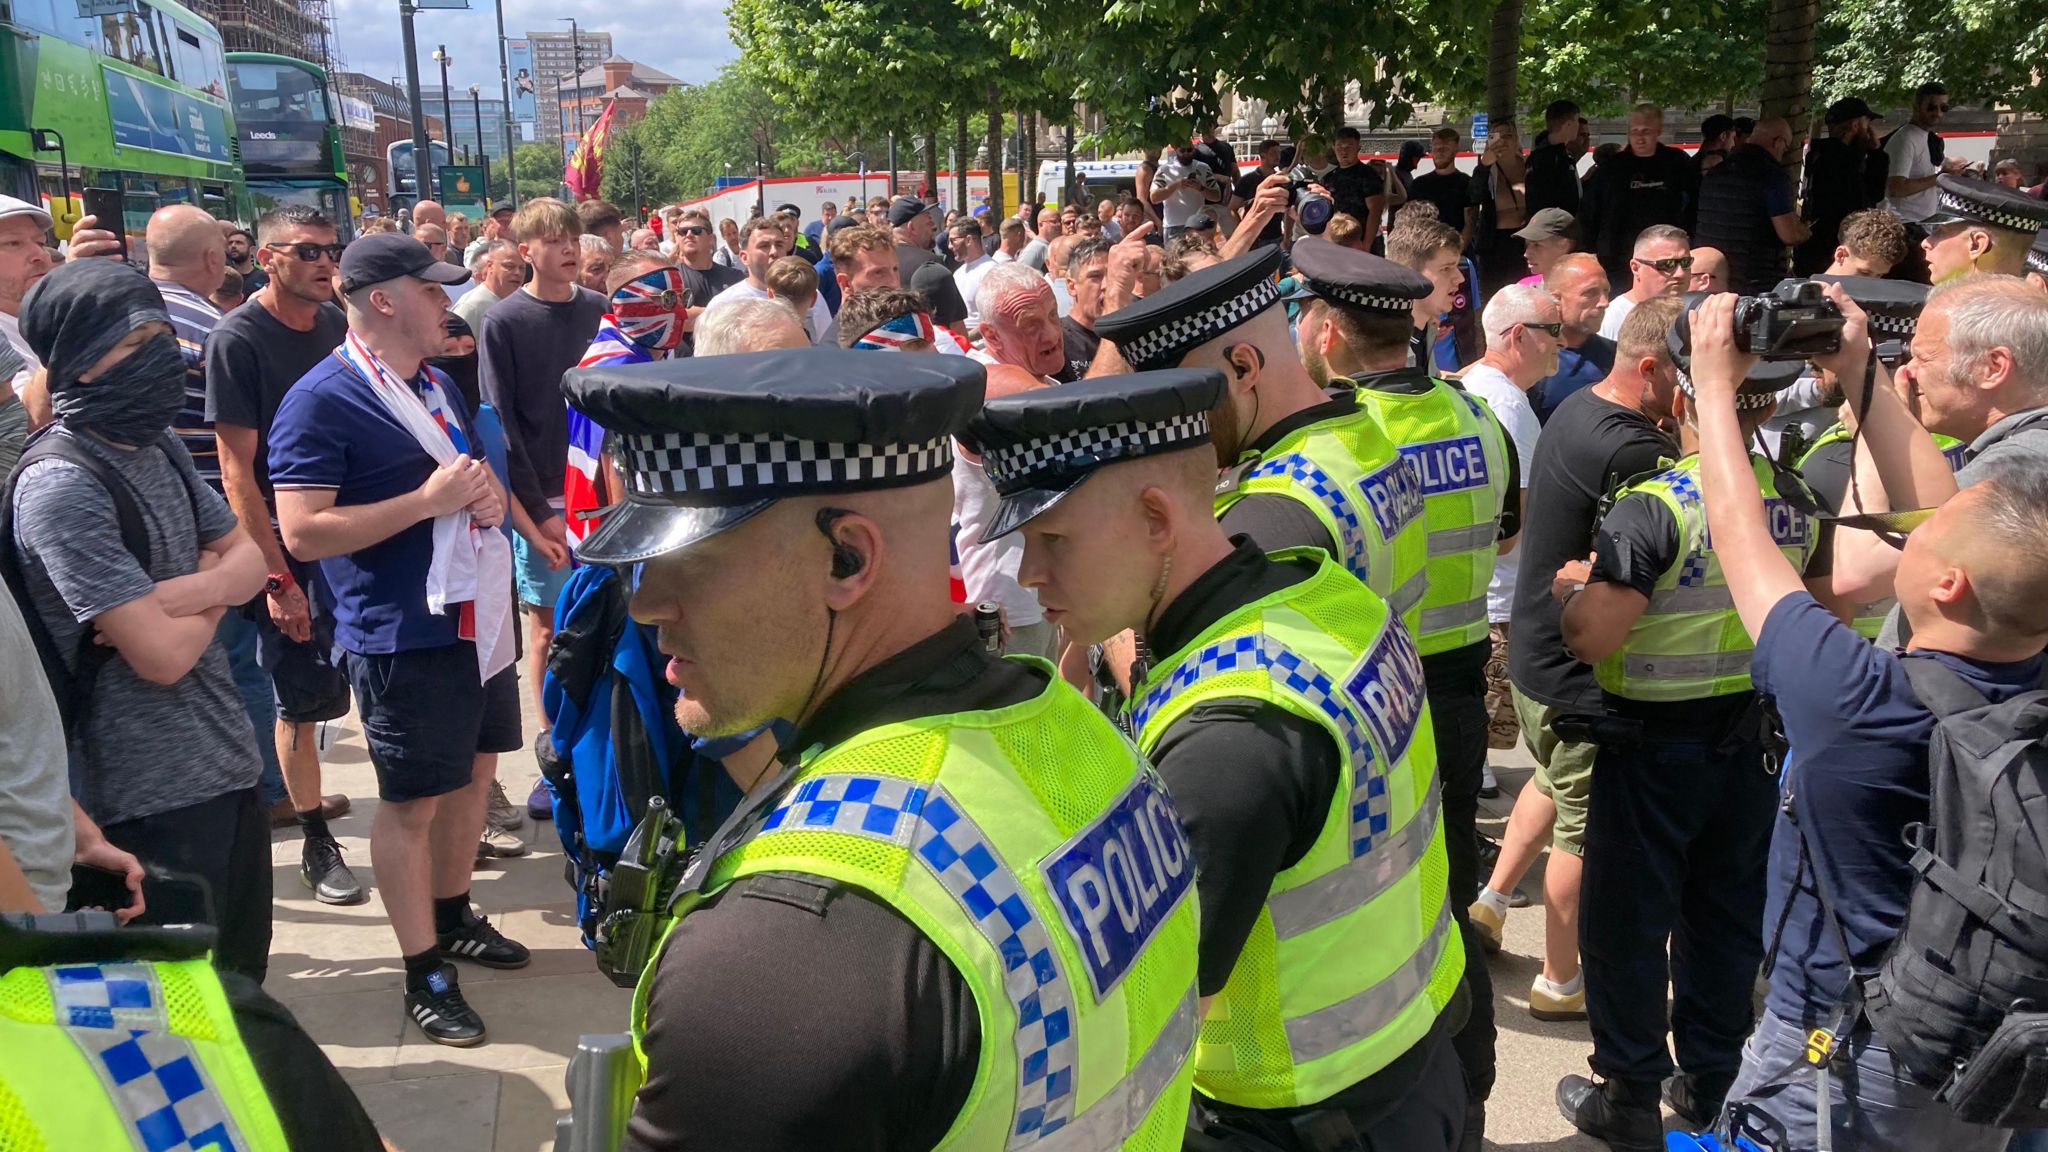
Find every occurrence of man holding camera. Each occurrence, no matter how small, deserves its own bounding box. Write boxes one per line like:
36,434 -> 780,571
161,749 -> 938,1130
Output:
1553,295 -> 1829,1150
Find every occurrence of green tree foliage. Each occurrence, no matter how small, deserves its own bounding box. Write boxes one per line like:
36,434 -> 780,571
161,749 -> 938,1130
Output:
513,141 -> 565,202
621,65 -> 834,204
1814,0 -> 2048,113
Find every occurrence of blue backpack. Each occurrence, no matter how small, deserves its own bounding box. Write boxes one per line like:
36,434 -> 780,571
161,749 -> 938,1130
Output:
540,564 -> 743,947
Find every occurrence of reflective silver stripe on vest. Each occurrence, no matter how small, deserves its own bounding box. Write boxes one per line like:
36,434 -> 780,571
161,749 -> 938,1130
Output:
49,963 -> 250,1152
1620,650 -> 1754,682
1390,569 -> 1428,616
1644,584 -> 1734,615
1037,986 -> 1199,1152
1418,596 -> 1486,636
1426,522 -> 1495,557
1268,790 -> 1440,941
1284,906 -> 1454,1065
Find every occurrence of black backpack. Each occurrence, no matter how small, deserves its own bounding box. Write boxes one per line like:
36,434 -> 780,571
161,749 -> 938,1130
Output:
1802,658 -> 2048,1125
0,427 -> 189,734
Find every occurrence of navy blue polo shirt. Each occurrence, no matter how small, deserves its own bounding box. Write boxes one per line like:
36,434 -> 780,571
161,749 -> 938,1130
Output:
1753,593 -> 2044,1025
1531,335 -> 1615,423
267,353 -> 477,656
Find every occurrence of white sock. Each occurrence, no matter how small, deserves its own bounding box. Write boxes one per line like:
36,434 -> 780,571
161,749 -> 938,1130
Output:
1535,971 -> 1584,997
1475,888 -> 1511,917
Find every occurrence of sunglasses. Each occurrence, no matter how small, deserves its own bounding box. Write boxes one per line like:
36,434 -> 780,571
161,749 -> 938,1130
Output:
1519,321 -> 1564,338
675,225 -> 709,237
1636,255 -> 1695,274
266,241 -> 345,263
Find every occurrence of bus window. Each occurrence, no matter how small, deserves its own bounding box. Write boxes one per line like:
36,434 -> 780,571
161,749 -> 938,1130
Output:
99,6 -> 164,76
172,25 -> 226,101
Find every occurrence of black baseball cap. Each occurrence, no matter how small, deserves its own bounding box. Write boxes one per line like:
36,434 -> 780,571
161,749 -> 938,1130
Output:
338,233 -> 471,294
1824,97 -> 1881,126
888,196 -> 929,227
775,202 -> 802,218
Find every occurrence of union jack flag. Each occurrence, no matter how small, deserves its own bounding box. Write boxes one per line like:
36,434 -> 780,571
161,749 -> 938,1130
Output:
852,310 -> 936,351
611,266 -> 690,352
564,319 -> 649,544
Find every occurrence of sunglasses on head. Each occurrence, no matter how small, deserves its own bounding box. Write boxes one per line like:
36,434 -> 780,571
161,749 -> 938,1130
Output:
266,241 -> 345,262
1637,255 -> 1695,274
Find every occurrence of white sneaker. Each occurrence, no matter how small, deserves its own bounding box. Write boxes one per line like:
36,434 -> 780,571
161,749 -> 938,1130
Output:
486,778 -> 526,833
477,825 -> 530,858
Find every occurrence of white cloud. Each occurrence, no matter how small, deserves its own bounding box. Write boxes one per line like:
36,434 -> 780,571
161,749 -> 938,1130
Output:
326,0 -> 735,95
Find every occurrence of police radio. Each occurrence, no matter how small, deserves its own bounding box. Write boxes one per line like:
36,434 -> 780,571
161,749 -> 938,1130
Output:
592,795 -> 690,987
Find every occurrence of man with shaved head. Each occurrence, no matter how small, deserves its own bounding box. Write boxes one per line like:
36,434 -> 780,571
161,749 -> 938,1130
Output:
410,199 -> 446,231
147,204 -> 229,489
1531,253 -> 1615,419
1692,116 -> 1812,293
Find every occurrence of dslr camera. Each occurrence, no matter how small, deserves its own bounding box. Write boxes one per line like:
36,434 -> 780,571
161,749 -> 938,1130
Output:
1735,280 -> 1843,360
1286,164 -> 1334,235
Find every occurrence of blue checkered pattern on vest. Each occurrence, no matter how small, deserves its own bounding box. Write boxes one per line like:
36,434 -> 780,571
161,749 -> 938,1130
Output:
1247,453 -> 1373,587
1659,470 -> 1711,588
749,775 -> 1082,1144
48,964 -> 248,1152
1130,634 -> 1391,856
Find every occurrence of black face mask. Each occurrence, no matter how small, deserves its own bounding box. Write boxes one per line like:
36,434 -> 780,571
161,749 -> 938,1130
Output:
50,332 -> 187,448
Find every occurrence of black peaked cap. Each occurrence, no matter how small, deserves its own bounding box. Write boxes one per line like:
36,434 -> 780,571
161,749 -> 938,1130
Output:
1093,245 -> 1285,370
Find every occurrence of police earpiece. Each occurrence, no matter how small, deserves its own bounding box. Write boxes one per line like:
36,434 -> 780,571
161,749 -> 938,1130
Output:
817,507 -> 864,579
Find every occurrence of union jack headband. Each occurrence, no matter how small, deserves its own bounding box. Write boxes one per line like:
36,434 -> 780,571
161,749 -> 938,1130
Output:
853,311 -> 936,351
610,267 -> 690,352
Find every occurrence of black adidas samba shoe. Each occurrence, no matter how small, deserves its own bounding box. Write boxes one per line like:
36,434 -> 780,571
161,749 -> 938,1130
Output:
438,910 -> 532,970
405,962 -> 485,1047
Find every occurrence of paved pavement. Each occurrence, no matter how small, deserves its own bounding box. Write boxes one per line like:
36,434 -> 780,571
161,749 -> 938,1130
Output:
276,693 -> 1617,1151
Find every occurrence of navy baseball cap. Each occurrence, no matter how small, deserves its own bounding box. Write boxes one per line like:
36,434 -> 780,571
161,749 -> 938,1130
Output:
338,233 -> 469,294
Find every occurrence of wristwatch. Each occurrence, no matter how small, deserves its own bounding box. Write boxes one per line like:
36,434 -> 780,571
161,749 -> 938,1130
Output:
265,570 -> 296,595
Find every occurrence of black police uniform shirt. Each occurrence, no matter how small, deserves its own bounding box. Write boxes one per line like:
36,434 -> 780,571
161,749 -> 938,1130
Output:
627,618 -> 1040,1152
1585,465 -> 1830,729
1507,387 -> 1675,713
1142,540 -> 1454,1124
1752,594 -> 2045,1026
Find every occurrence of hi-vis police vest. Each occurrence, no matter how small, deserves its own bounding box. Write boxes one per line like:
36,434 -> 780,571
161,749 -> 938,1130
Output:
1797,423 -> 1965,639
1350,378 -> 1511,656
630,662 -> 1202,1151
0,955 -> 291,1151
1215,407 -> 1431,640
1127,551 -> 1462,1110
1594,453 -> 1820,701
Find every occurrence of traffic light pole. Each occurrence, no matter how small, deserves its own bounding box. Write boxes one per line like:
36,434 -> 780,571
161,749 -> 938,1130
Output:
399,0 -> 430,208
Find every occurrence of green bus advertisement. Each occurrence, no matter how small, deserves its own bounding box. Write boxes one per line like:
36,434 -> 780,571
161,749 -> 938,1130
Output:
226,51 -> 351,239
0,0 -> 247,242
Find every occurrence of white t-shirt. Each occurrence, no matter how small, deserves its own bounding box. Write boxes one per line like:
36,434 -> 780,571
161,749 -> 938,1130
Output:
951,355 -> 1045,628
1597,293 -> 1639,342
1153,158 -> 1217,229
706,277 -> 834,345
1458,364 -> 1540,623
954,255 -> 993,327
0,309 -> 39,392
1884,124 -> 1939,223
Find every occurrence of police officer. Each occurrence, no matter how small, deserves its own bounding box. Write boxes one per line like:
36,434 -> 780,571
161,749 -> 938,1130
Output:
1918,174 -> 2048,282
1790,276 -> 1964,638
0,906 -> 384,1150
2027,228 -> 2048,291
1553,301 -> 1825,1149
1093,246 -> 1431,637
560,348 -> 1202,1151
967,369 -> 1468,1150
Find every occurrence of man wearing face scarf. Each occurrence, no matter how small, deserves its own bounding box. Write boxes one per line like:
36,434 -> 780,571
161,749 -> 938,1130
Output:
4,259 -> 273,978
565,251 -> 691,544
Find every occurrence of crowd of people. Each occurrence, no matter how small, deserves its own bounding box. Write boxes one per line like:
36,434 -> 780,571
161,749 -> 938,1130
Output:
3,81 -> 2048,1152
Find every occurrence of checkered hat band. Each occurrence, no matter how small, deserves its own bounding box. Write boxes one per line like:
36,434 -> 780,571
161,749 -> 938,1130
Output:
1867,312 -> 1916,337
1677,367 -> 1779,410
982,413 -> 1210,489
1940,188 -> 2046,234
1322,284 -> 1416,314
1119,277 -> 1282,368
2029,247 -> 2048,277
620,431 -> 953,496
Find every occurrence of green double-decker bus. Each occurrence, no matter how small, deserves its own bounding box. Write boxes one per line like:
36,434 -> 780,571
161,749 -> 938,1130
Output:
226,51 -> 351,238
0,0 -> 245,238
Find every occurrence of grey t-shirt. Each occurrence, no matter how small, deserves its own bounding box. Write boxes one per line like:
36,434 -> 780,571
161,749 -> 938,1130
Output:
9,429 -> 260,826
0,582 -> 73,912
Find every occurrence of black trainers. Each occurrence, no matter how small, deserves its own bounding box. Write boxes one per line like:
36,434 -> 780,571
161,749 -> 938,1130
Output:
301,837 -> 365,905
438,910 -> 531,969
405,962 -> 485,1046
1556,1074 -> 1663,1152
1663,1072 -> 1732,1130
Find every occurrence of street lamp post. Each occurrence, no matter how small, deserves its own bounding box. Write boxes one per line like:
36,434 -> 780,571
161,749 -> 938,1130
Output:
558,18 -> 585,146
493,0 -> 517,208
398,0 -> 429,209
470,84 -> 487,192
431,45 -> 453,200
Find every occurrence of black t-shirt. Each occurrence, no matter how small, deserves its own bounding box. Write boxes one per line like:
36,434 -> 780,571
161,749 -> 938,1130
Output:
1323,161 -> 1385,223
1407,168 -> 1473,232
1507,387 -> 1675,711
1233,168 -> 1286,246
479,286 -> 607,523
1795,138 -> 1889,275
1524,142 -> 1581,216
203,296 -> 349,499
677,260 -> 745,311
627,618 -> 1046,1152
1581,145 -> 1696,283
1060,315 -> 1100,381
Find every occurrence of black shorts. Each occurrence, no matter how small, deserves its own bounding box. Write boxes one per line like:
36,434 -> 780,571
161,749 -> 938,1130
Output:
252,601 -> 351,724
343,643 -> 523,803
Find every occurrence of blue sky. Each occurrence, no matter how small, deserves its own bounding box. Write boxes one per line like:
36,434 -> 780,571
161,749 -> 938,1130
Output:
327,0 -> 737,96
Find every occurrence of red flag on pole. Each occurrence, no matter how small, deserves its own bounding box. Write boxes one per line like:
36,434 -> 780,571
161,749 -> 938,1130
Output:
565,99 -> 618,202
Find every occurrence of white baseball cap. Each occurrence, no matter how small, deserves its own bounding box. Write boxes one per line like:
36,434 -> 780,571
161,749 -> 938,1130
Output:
0,195 -> 54,230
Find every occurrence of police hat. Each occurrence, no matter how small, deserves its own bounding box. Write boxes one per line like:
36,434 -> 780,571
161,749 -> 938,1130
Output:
1806,274 -> 1928,365
960,368 -> 1224,541
1921,175 -> 2048,237
1286,238 -> 1434,314
1667,292 -> 1806,406
561,348 -> 986,564
1093,246 -> 1285,370
2028,228 -> 2048,280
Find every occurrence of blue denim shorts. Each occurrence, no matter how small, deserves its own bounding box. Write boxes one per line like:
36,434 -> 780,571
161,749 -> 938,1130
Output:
514,531 -> 573,609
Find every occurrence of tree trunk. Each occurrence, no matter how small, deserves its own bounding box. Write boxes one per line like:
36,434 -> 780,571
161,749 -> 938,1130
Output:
923,126 -> 940,204
1760,0 -> 1819,187
953,110 -> 971,213
1063,121 -> 1077,208
1485,0 -> 1522,124
985,84 -> 1005,220
1020,112 -> 1038,213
